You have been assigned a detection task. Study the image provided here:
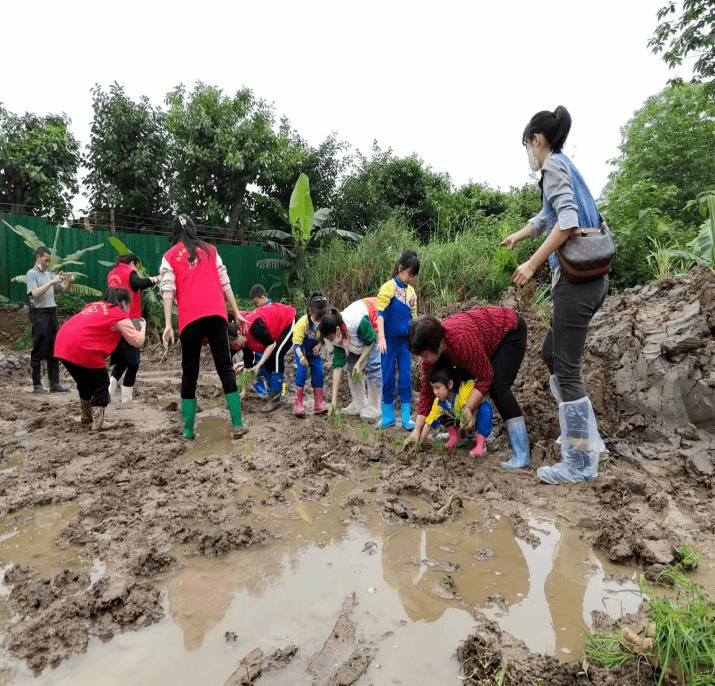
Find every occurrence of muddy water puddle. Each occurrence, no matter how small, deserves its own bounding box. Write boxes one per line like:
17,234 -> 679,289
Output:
1,484 -> 651,685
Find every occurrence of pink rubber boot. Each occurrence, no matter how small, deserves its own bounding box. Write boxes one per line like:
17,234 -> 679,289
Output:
445,426 -> 460,448
313,387 -> 328,415
470,434 -> 487,457
294,387 -> 305,417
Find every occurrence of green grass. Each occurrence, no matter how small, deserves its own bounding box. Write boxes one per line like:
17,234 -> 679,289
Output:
584,565 -> 715,685
10,321 -> 32,350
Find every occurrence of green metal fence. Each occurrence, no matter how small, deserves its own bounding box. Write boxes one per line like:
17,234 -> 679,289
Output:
0,213 -> 281,306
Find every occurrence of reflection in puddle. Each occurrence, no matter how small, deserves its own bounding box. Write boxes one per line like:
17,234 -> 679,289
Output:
181,417 -> 255,465
3,493 -> 650,685
0,504 -> 88,580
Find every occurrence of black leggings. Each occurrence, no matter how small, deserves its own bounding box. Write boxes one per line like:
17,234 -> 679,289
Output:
488,315 -> 527,421
61,360 -> 110,407
179,316 -> 237,399
110,340 -> 140,387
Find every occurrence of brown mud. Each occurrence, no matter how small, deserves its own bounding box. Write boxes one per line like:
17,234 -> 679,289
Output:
0,267 -> 713,684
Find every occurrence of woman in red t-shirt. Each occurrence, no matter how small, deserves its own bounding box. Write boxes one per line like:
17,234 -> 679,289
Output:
160,214 -> 248,439
404,307 -> 529,469
54,287 -> 146,430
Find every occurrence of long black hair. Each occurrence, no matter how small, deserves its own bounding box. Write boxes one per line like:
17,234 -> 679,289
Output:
522,106 -> 572,153
115,253 -> 140,266
103,287 -> 132,309
171,214 -> 209,262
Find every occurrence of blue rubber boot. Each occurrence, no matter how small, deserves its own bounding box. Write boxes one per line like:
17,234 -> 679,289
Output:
400,403 -> 415,431
264,372 -> 284,412
251,368 -> 270,397
380,403 -> 395,428
500,416 -> 530,469
181,398 -> 197,439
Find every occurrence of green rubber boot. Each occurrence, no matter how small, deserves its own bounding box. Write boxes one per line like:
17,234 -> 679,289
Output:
226,391 -> 248,438
181,398 -> 197,439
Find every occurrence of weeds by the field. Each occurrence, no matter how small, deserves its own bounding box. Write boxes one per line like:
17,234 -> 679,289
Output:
583,553 -> 715,686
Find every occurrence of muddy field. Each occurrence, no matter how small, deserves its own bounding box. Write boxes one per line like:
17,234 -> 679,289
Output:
0,268 -> 714,685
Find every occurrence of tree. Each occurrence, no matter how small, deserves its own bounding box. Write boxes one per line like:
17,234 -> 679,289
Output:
602,82 -> 715,288
164,83 -> 277,238
252,120 -> 350,233
649,0 -> 715,83
84,83 -> 171,230
256,173 -> 360,294
331,144 -> 449,240
0,107 -> 80,224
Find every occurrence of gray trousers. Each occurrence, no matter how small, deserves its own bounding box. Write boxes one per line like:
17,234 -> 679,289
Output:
541,275 -> 608,402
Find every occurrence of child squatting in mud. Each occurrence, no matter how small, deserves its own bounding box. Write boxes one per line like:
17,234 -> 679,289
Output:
422,361 -> 493,457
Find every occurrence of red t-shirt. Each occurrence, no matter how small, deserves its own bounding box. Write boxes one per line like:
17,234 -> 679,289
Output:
417,307 -> 519,416
54,301 -> 130,368
107,262 -> 142,320
163,242 -> 227,333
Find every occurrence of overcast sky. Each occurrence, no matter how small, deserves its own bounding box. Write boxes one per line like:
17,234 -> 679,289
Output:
2,0 -> 692,213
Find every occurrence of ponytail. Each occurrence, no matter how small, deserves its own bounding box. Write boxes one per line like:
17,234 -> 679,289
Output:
318,308 -> 343,338
522,105 -> 572,153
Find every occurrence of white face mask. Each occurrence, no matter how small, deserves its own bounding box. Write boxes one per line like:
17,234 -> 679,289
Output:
527,145 -> 541,172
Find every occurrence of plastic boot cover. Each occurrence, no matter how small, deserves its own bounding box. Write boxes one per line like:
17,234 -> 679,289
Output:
537,396 -> 600,484
500,415 -> 530,469
361,378 -> 382,421
343,373 -> 366,416
400,403 -> 415,431
120,385 -> 134,403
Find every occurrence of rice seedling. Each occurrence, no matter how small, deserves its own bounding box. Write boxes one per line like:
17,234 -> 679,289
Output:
235,369 -> 257,393
675,542 -> 702,571
330,408 -> 346,429
584,567 -> 715,686
355,421 -> 372,443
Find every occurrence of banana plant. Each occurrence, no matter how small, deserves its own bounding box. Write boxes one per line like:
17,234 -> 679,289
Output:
256,173 -> 361,288
4,217 -> 103,296
666,192 -> 715,270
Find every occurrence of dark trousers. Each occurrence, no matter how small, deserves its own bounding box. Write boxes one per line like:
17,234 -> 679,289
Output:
252,324 -> 294,376
541,276 -> 608,402
61,360 -> 110,407
29,308 -> 60,386
110,340 -> 141,387
489,315 -> 527,421
179,316 -> 237,399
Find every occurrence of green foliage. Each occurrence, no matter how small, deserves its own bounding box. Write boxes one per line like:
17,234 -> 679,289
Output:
165,82 -> 277,235
235,370 -> 257,393
3,218 -> 103,297
0,106 -> 80,224
306,209 -> 539,313
585,569 -> 715,686
9,320 -> 32,350
331,144 -> 449,240
602,82 -> 715,289
667,191 -> 715,270
85,83 -> 170,227
649,0 -> 715,83
256,173 -> 360,298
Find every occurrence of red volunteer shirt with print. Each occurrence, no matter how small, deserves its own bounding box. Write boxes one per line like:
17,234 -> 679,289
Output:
163,242 -> 226,333
107,262 -> 142,319
54,301 -> 129,368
